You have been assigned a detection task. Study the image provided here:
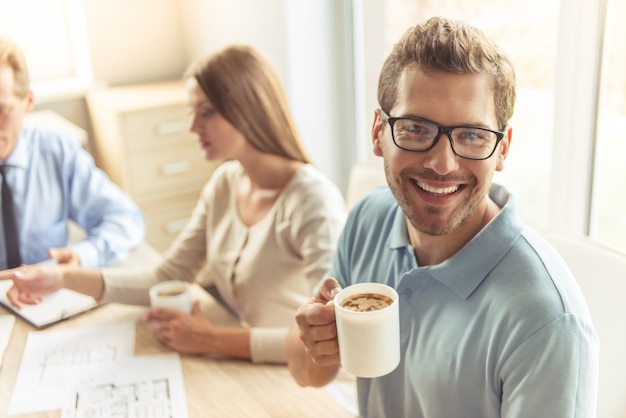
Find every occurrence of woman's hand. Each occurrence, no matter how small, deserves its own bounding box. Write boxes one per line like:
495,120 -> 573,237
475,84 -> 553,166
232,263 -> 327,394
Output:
0,265 -> 64,308
142,301 -> 216,355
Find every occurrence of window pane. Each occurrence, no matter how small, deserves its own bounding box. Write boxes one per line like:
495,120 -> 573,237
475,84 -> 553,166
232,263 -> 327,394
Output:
382,0 -> 560,230
591,0 -> 626,253
0,0 -> 75,80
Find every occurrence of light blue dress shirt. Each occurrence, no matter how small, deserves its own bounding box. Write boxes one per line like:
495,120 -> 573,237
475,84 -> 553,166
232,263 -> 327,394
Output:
0,125 -> 145,269
329,184 -> 599,418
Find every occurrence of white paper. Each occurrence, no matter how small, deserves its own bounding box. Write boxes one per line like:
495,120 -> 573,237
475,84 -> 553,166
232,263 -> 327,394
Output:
8,322 -> 135,415
60,353 -> 188,418
0,314 -> 15,368
0,280 -> 97,328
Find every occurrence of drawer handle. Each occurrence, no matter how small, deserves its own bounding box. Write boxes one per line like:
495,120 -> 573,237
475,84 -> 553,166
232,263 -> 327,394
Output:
164,218 -> 190,234
155,120 -> 188,136
160,161 -> 191,176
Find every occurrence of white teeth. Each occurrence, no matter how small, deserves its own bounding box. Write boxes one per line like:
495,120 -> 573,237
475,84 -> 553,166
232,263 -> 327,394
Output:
417,181 -> 459,195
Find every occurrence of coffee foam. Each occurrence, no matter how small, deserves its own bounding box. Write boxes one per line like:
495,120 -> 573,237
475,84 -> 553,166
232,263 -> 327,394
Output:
340,292 -> 393,312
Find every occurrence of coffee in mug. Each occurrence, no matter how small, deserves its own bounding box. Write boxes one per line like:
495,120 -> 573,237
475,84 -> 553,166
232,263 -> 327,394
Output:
333,282 -> 400,378
156,289 -> 186,297
340,292 -> 393,312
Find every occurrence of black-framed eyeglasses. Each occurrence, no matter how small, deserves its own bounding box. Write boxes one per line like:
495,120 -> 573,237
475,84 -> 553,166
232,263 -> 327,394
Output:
380,110 -> 506,160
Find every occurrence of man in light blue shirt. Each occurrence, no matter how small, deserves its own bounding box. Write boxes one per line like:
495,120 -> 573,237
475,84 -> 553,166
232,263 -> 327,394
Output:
0,36 -> 144,269
327,185 -> 597,417
286,17 -> 599,417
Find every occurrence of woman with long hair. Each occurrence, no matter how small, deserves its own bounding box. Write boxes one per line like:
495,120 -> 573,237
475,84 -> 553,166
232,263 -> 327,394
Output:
3,45 -> 347,364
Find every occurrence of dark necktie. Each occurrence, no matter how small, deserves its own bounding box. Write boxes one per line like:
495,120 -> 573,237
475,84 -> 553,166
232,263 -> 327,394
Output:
0,165 -> 21,268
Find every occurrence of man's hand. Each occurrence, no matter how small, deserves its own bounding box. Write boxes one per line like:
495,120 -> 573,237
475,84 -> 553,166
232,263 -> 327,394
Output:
294,277 -> 343,366
48,247 -> 80,266
286,277 -> 343,387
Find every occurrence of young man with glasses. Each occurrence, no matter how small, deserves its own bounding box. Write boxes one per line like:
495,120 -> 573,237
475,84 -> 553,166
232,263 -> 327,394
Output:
286,17 -> 598,417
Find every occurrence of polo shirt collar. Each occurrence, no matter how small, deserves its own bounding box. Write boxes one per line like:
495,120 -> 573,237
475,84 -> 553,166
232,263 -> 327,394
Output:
386,183 -> 524,299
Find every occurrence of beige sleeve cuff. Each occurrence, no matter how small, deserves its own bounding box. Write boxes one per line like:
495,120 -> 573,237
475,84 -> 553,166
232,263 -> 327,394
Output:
249,327 -> 290,364
100,268 -> 159,306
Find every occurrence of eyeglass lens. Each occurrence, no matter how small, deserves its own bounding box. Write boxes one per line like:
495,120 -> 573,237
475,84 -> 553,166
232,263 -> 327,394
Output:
391,118 -> 500,159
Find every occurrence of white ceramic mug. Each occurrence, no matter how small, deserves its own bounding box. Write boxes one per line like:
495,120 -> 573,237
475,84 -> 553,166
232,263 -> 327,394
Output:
149,280 -> 193,314
332,282 -> 400,378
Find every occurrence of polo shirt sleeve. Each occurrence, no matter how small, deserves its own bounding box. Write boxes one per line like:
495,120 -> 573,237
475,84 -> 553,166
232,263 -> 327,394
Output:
501,313 -> 599,417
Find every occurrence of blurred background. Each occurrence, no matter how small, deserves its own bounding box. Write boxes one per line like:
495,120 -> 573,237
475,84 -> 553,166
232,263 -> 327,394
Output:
1,0 -> 624,255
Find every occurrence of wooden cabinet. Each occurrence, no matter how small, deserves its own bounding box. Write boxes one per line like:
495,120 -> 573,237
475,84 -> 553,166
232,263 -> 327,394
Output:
86,81 -> 220,253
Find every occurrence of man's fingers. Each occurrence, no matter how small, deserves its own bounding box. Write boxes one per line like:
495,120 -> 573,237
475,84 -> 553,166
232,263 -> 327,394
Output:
297,302 -> 337,327
308,321 -> 338,342
48,248 -> 80,266
303,336 -> 340,366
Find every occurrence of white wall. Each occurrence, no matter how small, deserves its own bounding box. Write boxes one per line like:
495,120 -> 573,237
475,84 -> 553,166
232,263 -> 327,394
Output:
84,0 -> 188,86
181,0 -> 289,84
96,0 -> 357,192
352,0 -> 388,163
180,0 -> 354,191
284,0 -> 355,191
29,0 -> 353,192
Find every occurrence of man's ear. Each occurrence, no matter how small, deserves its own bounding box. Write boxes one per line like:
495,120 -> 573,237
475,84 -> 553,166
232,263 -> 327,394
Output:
24,90 -> 34,112
372,110 -> 384,157
495,126 -> 512,172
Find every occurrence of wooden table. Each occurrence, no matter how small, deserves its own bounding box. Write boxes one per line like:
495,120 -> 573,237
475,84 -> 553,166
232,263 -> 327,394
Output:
0,286 -> 357,418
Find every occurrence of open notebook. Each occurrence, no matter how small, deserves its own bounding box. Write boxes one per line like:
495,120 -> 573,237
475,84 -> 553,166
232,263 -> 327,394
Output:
0,280 -> 98,329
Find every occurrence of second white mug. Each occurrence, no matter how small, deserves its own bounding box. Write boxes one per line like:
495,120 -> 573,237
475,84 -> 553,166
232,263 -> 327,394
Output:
149,280 -> 193,314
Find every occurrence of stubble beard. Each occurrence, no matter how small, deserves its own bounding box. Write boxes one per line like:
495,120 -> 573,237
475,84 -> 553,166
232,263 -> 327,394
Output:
385,166 -> 485,237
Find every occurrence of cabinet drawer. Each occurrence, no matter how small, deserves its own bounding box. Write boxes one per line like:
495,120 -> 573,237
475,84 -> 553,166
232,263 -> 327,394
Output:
127,145 -> 213,202
143,197 -> 199,253
122,105 -> 192,152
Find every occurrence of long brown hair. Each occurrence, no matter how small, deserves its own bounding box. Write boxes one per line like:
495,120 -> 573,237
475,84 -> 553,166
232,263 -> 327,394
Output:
186,45 -> 311,163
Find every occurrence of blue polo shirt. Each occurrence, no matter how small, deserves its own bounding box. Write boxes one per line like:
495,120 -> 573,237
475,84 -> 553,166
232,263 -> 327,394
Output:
328,184 -> 598,418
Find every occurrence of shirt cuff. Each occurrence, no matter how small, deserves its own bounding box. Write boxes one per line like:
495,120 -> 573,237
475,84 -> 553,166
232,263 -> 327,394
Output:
249,327 -> 290,364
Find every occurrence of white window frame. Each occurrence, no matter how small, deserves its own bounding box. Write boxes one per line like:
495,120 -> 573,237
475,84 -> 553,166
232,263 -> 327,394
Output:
351,0 -> 611,240
0,0 -> 94,103
549,0 -> 606,235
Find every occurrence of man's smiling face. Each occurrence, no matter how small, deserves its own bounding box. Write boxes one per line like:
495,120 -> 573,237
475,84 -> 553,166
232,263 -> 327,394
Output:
372,65 -> 511,236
